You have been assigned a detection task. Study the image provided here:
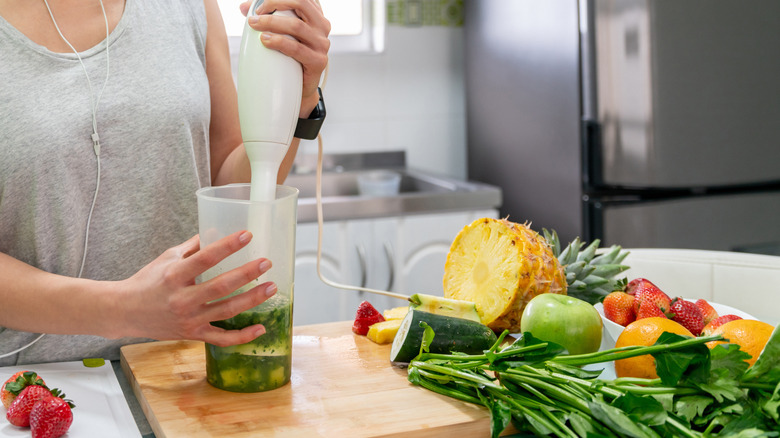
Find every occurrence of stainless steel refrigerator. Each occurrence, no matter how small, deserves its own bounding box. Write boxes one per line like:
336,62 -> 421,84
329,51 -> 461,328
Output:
464,0 -> 780,253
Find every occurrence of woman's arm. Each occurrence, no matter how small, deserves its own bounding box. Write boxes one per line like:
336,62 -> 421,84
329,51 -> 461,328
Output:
205,0 -> 330,186
0,232 -> 276,347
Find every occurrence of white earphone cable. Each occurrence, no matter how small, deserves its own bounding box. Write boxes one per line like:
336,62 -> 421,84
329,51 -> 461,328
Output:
0,0 -> 111,360
44,0 -> 110,279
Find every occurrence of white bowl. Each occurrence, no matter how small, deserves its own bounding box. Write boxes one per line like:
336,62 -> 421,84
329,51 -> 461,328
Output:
357,170 -> 402,197
594,299 -> 758,344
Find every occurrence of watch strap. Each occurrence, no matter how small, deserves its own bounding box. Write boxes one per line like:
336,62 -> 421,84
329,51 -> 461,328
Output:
294,88 -> 326,140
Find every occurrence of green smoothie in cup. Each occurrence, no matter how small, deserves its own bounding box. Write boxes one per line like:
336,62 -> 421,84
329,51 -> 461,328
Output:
205,289 -> 293,392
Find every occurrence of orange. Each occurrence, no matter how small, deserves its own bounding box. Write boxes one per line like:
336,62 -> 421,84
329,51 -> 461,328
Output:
613,317 -> 694,379
706,319 -> 775,367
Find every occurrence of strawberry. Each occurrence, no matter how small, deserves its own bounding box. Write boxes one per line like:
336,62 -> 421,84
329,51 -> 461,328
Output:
629,279 -> 671,314
29,395 -> 74,438
636,302 -> 669,320
602,291 -> 635,326
6,385 -> 53,427
352,301 -> 385,335
701,314 -> 743,336
669,298 -> 705,336
2,371 -> 46,409
625,277 -> 659,295
694,299 -> 719,325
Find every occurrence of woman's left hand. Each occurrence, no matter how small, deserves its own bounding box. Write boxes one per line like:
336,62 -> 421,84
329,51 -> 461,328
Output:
240,0 -> 331,112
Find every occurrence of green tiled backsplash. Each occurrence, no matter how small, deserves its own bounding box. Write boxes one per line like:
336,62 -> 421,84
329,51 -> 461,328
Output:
387,0 -> 464,27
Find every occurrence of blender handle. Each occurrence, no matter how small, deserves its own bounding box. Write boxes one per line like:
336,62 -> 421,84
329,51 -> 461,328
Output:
383,241 -> 395,291
356,244 -> 367,288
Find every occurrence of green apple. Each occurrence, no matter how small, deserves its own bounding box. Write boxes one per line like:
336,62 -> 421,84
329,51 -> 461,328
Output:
520,294 -> 603,355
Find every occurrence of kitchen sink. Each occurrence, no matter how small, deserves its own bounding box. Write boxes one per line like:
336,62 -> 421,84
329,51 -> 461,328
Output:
284,167 -> 502,223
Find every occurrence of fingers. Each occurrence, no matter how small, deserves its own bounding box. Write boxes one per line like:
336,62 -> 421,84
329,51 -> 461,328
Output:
253,14 -> 327,48
239,1 -> 251,17
172,230 -> 253,285
192,280 -> 277,347
180,257 -> 273,315
201,323 -> 268,348
247,3 -> 330,58
256,0 -> 330,29
170,234 -> 201,259
202,281 -> 277,323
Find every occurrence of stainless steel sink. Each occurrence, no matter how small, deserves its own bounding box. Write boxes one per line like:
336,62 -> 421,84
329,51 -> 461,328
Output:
284,167 -> 502,223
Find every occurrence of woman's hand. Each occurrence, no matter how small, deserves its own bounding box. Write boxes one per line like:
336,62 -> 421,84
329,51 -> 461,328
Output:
240,0 -> 331,113
117,231 -> 276,347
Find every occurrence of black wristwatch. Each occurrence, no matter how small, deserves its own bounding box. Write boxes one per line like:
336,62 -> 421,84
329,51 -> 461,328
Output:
294,88 -> 326,140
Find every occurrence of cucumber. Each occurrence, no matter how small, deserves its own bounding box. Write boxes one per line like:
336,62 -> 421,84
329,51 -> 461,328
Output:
408,293 -> 482,323
390,309 -> 497,364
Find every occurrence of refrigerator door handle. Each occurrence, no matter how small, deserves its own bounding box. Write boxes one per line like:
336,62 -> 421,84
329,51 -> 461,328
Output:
581,119 -> 604,191
588,178 -> 780,201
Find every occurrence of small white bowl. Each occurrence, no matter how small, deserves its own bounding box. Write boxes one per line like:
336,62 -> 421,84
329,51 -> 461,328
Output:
594,299 -> 758,344
357,170 -> 402,197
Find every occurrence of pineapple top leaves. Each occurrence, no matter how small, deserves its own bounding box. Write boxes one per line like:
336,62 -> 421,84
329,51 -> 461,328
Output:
543,229 -> 630,304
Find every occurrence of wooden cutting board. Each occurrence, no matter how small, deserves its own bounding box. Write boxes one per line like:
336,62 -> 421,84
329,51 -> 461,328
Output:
120,321 -> 516,437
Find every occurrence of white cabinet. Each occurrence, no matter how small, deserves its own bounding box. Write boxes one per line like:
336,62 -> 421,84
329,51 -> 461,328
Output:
292,209 -> 498,326
292,221 -> 351,326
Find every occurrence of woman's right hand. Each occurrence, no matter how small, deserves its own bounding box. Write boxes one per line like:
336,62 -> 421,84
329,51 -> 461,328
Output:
116,230 -> 276,347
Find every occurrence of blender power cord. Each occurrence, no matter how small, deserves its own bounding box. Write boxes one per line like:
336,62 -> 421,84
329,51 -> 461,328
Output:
311,65 -> 408,302
313,132 -> 408,302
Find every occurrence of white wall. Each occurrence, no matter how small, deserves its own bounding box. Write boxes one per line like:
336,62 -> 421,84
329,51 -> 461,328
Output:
306,26 -> 467,179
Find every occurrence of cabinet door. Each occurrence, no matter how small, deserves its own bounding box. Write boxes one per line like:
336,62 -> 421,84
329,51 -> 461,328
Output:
395,210 -> 498,296
344,218 -> 407,314
294,222 -> 352,326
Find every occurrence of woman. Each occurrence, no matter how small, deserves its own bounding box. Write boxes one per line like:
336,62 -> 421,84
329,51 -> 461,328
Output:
0,0 -> 330,365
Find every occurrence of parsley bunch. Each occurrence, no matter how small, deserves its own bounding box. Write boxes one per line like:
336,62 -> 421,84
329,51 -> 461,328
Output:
408,323 -> 780,437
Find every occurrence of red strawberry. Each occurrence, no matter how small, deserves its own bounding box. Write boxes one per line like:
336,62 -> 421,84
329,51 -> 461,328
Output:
29,395 -> 74,438
2,371 -> 46,409
352,301 -> 385,335
6,385 -> 53,427
701,314 -> 743,336
629,279 -> 671,314
636,302 -> 669,320
669,298 -> 705,336
694,299 -> 719,325
625,277 -> 659,295
602,292 -> 636,326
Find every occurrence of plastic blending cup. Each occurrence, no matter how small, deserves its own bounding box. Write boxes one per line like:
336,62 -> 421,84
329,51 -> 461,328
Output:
196,184 -> 298,392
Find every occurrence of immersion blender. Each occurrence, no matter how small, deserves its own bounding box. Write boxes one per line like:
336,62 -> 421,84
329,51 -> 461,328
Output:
239,2 -> 407,303
237,0 -> 302,267
238,0 -> 302,204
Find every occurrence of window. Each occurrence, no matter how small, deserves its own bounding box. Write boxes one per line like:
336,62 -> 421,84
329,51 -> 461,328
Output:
217,0 -> 385,53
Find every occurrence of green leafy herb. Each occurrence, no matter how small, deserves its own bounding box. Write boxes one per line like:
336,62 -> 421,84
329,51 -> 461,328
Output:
406,325 -> 780,437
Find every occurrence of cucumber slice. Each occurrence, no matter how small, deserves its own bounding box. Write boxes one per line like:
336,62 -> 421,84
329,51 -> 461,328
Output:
408,293 -> 481,323
390,309 -> 497,364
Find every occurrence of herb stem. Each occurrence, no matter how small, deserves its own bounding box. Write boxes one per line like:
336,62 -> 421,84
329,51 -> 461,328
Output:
551,335 -> 722,367
490,389 -> 578,438
410,361 -> 501,389
500,373 -> 591,414
666,415 -> 703,438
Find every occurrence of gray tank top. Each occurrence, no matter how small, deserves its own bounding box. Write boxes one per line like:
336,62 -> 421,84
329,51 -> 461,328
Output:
0,0 -> 212,365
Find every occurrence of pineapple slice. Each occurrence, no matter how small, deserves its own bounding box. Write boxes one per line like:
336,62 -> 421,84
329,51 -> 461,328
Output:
443,218 -> 567,332
382,306 -> 409,320
367,319 -> 403,344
